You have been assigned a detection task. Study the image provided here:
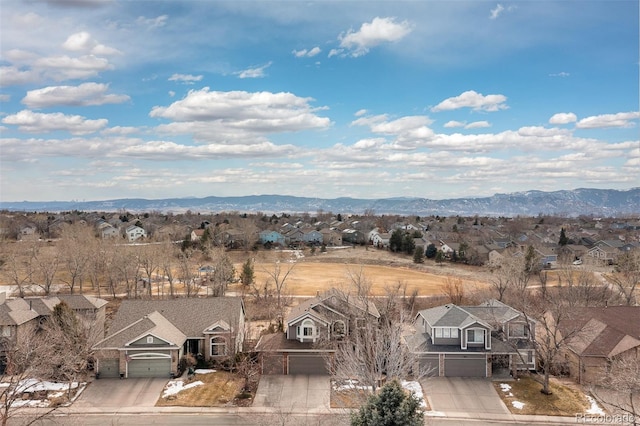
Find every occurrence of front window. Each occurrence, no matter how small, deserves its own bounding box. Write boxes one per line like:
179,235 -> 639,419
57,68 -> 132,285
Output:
467,329 -> 485,343
509,323 -> 528,338
332,321 -> 345,337
210,336 -> 227,356
298,319 -> 316,339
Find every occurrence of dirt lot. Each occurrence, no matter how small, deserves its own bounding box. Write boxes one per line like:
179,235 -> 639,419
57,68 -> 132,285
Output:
230,246 -> 493,297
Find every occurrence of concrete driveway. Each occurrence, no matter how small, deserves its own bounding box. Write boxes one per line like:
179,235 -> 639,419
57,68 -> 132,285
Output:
74,378 -> 168,408
253,375 -> 331,412
422,377 -> 509,415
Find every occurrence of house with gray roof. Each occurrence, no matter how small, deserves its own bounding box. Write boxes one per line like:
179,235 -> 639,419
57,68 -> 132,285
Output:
407,299 -> 535,377
1,293 -> 108,374
92,297 -> 245,379
256,288 -> 380,375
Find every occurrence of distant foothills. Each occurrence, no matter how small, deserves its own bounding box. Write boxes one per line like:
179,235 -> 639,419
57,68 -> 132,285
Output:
1,188 -> 639,218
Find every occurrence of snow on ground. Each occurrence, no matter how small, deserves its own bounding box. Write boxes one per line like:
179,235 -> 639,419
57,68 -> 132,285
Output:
162,379 -> 204,398
499,383 -> 514,397
512,401 -> 525,409
331,379 -> 429,410
193,369 -> 216,375
16,379 -> 80,393
585,395 -> 605,415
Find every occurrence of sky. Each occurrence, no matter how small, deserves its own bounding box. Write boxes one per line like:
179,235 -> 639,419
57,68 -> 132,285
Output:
0,0 -> 638,203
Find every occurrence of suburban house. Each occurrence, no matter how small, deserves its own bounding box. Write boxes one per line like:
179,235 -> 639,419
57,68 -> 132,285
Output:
556,306 -> 640,385
320,228 -> 342,246
18,225 -> 39,241
259,230 -> 286,246
0,293 -> 108,373
93,297 -> 245,379
190,228 -> 206,242
407,300 -> 536,377
98,222 -> 119,239
302,230 -> 323,245
126,225 -> 146,242
256,288 -> 380,375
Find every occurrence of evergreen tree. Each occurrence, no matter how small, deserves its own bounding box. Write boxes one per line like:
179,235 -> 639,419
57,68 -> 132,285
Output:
239,258 -> 254,287
389,229 -> 404,252
435,250 -> 444,266
425,243 -> 437,259
413,246 -> 424,264
559,227 -> 569,246
402,233 -> 416,255
351,380 -> 424,426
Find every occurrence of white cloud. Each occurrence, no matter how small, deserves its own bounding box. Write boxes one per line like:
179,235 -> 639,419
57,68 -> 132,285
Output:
328,48 -> 342,58
0,94 -> 11,102
34,54 -> 113,81
490,4 -> 504,20
22,83 -> 130,108
149,87 -> 331,143
62,31 -> 121,56
444,120 -> 466,128
235,62 -> 272,79
2,110 -> 107,134
292,47 -> 321,58
136,15 -> 168,30
168,74 -> 203,84
431,90 -> 508,112
338,17 -> 413,57
465,121 -> 491,129
549,112 -> 577,125
576,112 -> 640,129
549,72 -> 570,77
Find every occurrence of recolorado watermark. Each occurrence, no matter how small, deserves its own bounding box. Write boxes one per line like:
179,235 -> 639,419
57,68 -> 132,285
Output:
576,413 -> 636,424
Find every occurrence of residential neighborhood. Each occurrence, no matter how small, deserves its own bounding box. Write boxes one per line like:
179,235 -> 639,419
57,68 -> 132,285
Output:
0,209 -> 638,425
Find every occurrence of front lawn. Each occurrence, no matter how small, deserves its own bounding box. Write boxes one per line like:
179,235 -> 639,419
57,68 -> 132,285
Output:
156,370 -> 249,407
494,375 -> 599,416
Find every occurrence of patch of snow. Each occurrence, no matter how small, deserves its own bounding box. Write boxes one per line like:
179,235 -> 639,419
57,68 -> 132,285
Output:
500,383 -> 512,392
16,379 -> 79,393
193,369 -> 216,375
162,379 -> 204,398
585,395 -> 605,415
401,380 -> 428,409
11,399 -> 50,408
512,401 -> 525,410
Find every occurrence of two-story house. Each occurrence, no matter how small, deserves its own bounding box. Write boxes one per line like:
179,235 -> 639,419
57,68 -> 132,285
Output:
407,299 -> 536,377
126,225 -> 146,242
256,288 -> 380,375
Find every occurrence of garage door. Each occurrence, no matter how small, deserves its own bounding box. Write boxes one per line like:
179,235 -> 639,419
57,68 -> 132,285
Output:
419,355 -> 439,377
99,359 -> 119,378
128,358 -> 171,378
288,354 -> 328,375
444,354 -> 486,377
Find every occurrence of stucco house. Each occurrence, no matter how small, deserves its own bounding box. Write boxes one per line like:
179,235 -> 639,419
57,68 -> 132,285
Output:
256,288 -> 380,375
93,297 -> 245,379
556,306 -> 640,385
407,300 -> 536,377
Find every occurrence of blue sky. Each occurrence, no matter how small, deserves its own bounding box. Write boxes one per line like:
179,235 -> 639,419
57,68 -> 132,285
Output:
1,0 -> 638,202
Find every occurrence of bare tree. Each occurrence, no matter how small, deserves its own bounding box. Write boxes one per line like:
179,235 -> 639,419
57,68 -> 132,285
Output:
262,256 -> 296,309
591,356 -> 640,425
177,250 -> 199,298
1,243 -> 35,298
607,251 -> 640,305
31,243 -> 60,295
208,248 -> 235,297
58,223 -> 92,294
443,276 -> 465,304
136,244 -> 162,298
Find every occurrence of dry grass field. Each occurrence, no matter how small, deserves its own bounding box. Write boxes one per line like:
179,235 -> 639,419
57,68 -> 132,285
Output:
229,246 -> 493,297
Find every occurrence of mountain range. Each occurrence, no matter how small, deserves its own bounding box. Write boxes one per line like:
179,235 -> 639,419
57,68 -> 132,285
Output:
1,188 -> 639,217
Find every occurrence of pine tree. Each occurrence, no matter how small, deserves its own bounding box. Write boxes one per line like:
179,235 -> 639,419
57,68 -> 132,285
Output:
413,246 -> 424,264
559,227 -> 569,246
240,258 -> 254,286
351,380 -> 424,426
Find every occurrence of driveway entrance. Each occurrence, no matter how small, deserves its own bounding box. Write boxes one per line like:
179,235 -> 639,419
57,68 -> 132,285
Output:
422,377 -> 509,415
254,375 -> 330,411
74,378 -> 168,408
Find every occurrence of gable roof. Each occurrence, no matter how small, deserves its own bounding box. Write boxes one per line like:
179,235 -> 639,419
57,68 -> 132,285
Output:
106,297 -> 244,339
463,299 -> 526,325
286,288 -> 380,327
562,306 -> 640,358
94,311 -> 186,349
417,304 -> 492,329
0,295 -> 107,325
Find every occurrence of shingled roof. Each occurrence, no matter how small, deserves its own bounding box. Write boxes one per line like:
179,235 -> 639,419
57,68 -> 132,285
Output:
562,306 -> 640,358
106,297 -> 244,339
94,311 -> 187,349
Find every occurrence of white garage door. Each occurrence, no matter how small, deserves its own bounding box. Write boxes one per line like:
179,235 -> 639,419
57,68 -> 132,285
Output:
99,359 -> 120,378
